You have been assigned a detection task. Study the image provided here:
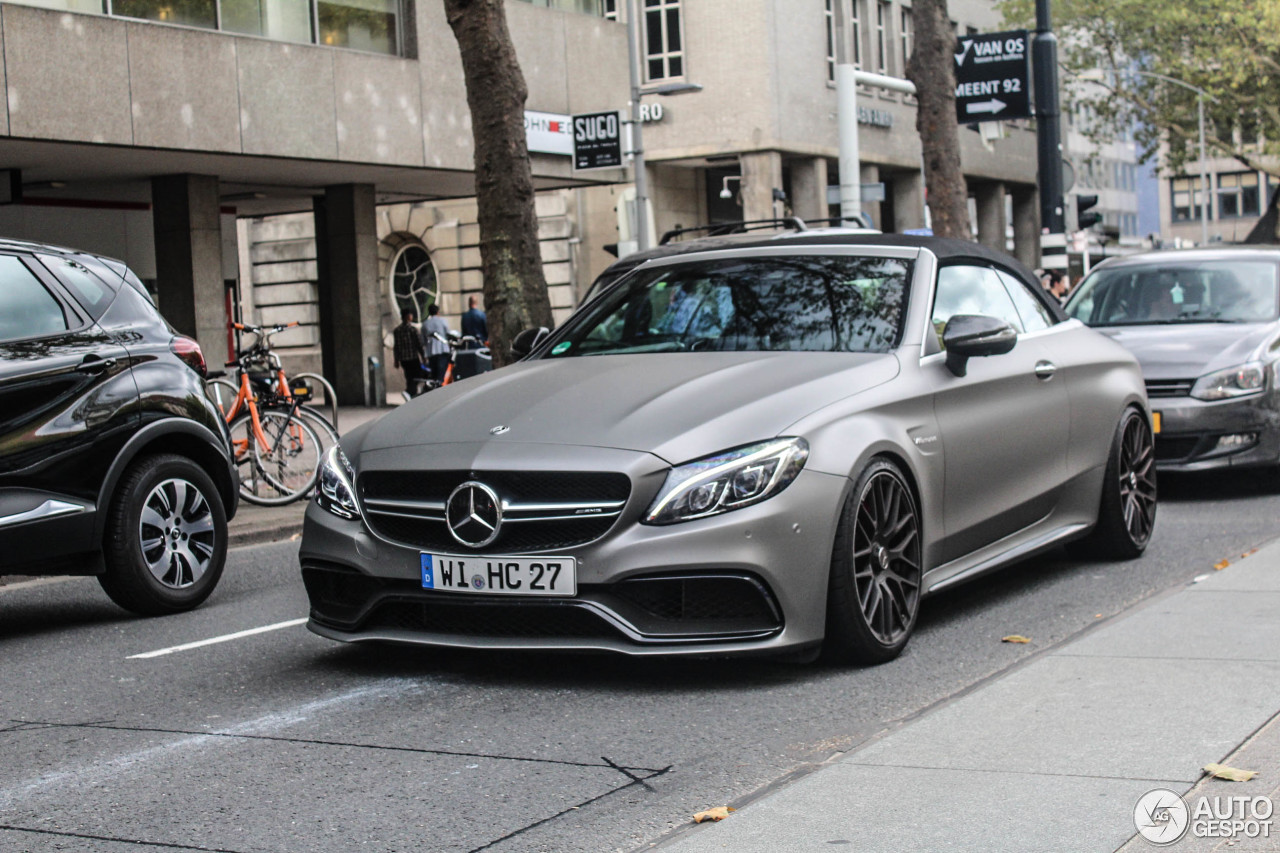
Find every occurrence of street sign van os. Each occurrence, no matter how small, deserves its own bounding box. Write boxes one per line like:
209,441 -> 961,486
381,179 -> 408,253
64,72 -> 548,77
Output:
953,29 -> 1032,123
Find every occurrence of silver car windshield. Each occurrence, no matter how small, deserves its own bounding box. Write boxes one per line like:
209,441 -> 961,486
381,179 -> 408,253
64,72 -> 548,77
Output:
1066,259 -> 1280,325
546,255 -> 912,357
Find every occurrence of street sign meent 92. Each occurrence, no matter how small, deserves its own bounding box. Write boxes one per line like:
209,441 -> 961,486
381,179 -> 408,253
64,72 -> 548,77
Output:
573,111 -> 623,170
953,29 -> 1032,124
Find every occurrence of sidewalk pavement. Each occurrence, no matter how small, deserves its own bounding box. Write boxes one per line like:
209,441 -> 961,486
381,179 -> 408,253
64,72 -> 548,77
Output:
659,538 -> 1280,853
228,404 -> 394,548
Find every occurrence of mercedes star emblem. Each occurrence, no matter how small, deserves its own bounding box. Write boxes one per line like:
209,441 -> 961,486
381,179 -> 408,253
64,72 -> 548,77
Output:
490,425 -> 510,435
445,481 -> 503,548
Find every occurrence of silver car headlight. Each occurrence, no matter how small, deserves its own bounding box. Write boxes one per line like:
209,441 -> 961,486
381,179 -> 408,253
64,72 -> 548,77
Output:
315,445 -> 360,520
643,438 -> 809,525
1190,362 -> 1267,401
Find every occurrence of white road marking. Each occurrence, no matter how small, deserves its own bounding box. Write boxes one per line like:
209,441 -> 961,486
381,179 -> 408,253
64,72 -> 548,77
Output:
128,617 -> 309,659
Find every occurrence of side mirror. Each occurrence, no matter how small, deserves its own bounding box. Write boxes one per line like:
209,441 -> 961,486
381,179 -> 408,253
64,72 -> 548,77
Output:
942,314 -> 1017,377
510,326 -> 550,360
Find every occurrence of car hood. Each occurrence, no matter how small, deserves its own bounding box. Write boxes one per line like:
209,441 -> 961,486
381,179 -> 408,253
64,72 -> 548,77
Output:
1093,323 -> 1276,380
359,351 -> 899,463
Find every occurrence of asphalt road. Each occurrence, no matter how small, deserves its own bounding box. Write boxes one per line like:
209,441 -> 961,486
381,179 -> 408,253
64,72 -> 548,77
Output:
2,470 -> 1278,853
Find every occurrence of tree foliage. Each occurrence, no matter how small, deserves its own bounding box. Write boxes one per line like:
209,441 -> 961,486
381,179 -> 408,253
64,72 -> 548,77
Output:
1000,0 -> 1280,177
444,0 -> 554,367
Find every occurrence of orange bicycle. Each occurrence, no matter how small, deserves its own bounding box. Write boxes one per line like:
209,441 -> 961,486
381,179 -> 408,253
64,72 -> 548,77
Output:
205,323 -> 333,506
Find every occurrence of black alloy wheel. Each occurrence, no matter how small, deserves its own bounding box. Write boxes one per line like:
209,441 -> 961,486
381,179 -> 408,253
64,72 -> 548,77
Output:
825,459 -> 922,664
1076,407 -> 1157,559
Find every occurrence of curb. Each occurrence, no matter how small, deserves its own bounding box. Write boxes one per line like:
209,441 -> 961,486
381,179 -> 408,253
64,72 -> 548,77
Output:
229,520 -> 305,549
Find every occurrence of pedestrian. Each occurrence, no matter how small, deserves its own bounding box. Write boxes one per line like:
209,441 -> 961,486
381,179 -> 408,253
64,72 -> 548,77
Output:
423,303 -> 452,383
392,307 -> 429,398
1043,270 -> 1069,303
461,295 -> 488,345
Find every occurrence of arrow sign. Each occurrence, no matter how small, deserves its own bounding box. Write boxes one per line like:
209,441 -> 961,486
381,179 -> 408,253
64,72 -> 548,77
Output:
966,98 -> 1007,115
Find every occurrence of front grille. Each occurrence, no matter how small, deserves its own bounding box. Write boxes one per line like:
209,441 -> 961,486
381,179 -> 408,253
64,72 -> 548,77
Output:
612,575 -> 780,624
368,513 -> 619,554
359,470 -> 631,554
1145,378 -> 1194,398
364,598 -> 617,639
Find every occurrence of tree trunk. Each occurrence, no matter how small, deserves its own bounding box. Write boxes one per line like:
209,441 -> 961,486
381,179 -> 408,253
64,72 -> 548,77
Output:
444,0 -> 554,367
906,0 -> 971,240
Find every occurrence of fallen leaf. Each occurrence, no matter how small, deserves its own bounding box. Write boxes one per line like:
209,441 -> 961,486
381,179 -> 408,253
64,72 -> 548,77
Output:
693,807 -> 735,823
1001,635 -> 1031,644
1214,559 -> 1230,571
1095,614 -> 1103,619
1241,548 -> 1258,559
1204,763 -> 1257,782
290,533 -> 301,541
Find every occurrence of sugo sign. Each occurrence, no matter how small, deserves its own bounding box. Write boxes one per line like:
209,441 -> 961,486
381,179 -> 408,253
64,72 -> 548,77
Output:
573,111 -> 623,170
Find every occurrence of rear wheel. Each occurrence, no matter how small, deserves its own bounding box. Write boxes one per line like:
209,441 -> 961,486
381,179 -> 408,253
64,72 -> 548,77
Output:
1078,407 -> 1157,559
824,459 -> 922,665
229,410 -> 323,506
100,454 -> 227,615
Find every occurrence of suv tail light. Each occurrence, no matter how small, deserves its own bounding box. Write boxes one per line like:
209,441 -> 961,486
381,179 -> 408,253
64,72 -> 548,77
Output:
171,336 -> 207,377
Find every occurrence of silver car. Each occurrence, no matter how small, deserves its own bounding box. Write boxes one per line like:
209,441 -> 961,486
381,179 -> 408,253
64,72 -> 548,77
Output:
301,235 -> 1155,664
1064,247 -> 1280,473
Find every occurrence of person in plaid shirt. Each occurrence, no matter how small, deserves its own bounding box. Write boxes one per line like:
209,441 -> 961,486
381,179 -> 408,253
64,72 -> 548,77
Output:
393,308 -> 429,397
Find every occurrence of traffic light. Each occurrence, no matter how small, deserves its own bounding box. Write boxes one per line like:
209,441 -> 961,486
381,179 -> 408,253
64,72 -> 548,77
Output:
1077,194 -> 1102,230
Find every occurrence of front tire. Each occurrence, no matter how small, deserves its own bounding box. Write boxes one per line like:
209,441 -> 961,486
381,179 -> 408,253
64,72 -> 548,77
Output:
824,459 -> 923,665
1078,407 -> 1157,559
99,454 -> 228,615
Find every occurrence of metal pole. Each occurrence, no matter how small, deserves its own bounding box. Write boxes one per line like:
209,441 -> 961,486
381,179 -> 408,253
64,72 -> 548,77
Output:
1033,0 -> 1065,234
833,0 -> 861,223
1198,92 -> 1209,245
626,0 -> 650,251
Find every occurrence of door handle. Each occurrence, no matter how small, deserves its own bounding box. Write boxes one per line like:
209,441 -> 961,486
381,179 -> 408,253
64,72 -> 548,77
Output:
1034,360 -> 1057,380
76,355 -> 117,374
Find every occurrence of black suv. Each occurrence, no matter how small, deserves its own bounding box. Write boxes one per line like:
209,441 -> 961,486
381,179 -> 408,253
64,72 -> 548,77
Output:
0,239 -> 237,614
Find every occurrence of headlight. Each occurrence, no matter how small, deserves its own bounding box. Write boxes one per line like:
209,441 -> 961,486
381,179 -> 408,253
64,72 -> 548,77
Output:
1190,362 -> 1267,401
315,445 -> 360,520
643,438 -> 809,525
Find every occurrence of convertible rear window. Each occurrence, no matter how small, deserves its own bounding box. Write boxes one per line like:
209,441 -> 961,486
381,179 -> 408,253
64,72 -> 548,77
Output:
1066,259 -> 1280,325
546,255 -> 911,356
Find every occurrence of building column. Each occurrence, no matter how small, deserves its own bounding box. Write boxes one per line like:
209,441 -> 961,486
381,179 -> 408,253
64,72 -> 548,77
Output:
314,184 -> 383,407
740,151 -> 784,222
151,174 -> 226,361
789,157 -> 829,222
1012,186 -> 1041,271
859,164 -> 882,230
975,181 -> 1008,253
892,170 -> 926,232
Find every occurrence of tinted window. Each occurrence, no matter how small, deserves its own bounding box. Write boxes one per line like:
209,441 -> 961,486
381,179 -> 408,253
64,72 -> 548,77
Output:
41,255 -> 115,316
932,265 -> 1024,346
0,255 -> 68,343
1066,259 -> 1280,325
547,255 -> 912,357
994,267 -> 1054,332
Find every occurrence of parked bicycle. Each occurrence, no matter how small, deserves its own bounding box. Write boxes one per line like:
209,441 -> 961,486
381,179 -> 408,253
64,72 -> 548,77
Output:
206,322 -> 338,506
422,332 -> 491,391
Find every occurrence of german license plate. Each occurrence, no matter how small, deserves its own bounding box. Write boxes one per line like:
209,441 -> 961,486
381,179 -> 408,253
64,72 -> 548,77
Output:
421,553 -> 577,596
1152,411 -> 1162,434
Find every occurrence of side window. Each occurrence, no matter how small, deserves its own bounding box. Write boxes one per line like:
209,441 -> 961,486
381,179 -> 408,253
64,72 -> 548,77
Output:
994,268 -> 1055,333
932,264 -> 1024,346
40,255 -> 115,318
0,255 -> 69,343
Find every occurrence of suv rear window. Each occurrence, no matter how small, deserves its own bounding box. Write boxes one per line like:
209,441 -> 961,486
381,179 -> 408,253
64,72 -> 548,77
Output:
0,255 -> 68,342
547,255 -> 911,357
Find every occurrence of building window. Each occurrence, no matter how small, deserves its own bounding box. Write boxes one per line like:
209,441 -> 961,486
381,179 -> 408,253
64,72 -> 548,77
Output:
602,0 -> 618,19
826,0 -> 836,81
114,0 -> 217,29
222,0 -> 313,43
1218,172 -> 1261,219
390,244 -> 438,323
317,0 -> 399,52
851,0 -> 862,68
1172,177 -> 1210,222
515,0 -> 614,12
900,7 -> 913,66
825,0 -> 861,81
644,0 -> 684,80
875,1 -> 889,73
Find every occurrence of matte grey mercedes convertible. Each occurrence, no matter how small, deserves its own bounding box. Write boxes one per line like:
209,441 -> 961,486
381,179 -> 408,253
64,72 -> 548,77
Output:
300,234 -> 1155,664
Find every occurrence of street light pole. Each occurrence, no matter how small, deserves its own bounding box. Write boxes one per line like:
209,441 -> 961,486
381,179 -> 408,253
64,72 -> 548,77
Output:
625,0 -> 650,252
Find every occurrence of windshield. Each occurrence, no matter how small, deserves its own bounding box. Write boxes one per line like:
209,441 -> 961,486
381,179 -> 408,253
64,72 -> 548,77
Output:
1065,259 -> 1280,325
544,255 -> 912,357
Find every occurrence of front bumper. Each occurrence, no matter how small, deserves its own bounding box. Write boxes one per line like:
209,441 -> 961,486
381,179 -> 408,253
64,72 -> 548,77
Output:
298,467 -> 848,657
1148,391 -> 1280,472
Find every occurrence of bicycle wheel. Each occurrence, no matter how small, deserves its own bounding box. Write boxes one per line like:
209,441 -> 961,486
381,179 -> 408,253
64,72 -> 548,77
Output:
228,411 -> 323,506
206,378 -> 240,419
